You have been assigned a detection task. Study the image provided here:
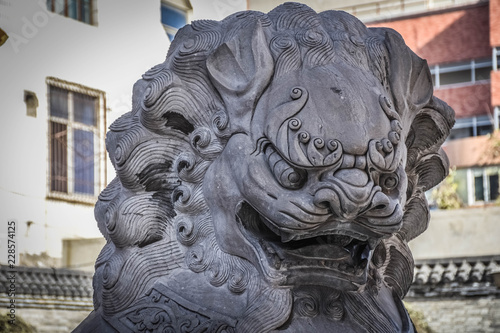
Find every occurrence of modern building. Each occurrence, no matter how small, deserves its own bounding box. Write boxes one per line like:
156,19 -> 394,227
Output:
0,0 -> 169,268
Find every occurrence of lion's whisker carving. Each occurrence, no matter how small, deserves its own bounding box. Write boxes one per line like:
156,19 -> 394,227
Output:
77,3 -> 455,333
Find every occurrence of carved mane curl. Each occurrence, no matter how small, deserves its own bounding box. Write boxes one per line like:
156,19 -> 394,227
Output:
92,3 -> 454,331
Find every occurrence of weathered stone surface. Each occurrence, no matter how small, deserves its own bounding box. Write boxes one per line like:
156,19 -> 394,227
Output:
75,3 -> 454,332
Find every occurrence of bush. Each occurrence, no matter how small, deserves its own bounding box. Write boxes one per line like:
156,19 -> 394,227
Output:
431,168 -> 462,209
405,302 -> 434,333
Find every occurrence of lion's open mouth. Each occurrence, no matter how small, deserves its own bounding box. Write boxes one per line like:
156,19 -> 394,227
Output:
236,201 -> 377,288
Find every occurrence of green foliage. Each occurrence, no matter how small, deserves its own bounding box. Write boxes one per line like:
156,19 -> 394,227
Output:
431,168 -> 462,209
0,313 -> 36,333
405,302 -> 434,333
490,130 -> 500,158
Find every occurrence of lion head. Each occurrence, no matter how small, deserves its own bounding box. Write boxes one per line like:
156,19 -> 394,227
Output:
88,3 -> 454,332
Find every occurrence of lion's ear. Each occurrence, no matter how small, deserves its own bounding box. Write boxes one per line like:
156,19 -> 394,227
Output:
381,30 -> 455,242
207,19 -> 274,131
382,29 -> 433,119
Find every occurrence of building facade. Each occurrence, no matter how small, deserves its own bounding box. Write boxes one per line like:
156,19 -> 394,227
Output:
0,0 -> 169,270
0,1 -> 172,330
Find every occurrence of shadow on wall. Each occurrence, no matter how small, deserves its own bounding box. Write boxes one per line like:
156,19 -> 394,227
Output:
417,5 -> 490,64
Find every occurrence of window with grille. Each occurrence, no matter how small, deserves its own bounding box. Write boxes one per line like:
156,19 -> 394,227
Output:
436,167 -> 500,207
47,78 -> 106,203
448,115 -> 498,141
46,0 -> 94,25
468,167 -> 500,205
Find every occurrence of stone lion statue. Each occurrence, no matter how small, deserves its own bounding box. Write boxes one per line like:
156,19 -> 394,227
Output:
76,3 -> 454,332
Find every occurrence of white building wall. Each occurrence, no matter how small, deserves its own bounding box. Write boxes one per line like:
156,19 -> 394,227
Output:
410,206 -> 500,260
189,0 -> 246,21
0,0 -> 169,262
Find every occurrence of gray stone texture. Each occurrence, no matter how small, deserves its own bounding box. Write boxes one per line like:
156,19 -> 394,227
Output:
75,3 -> 454,332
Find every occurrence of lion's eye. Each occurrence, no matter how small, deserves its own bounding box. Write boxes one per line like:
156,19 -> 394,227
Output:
265,144 -> 307,189
379,173 -> 399,191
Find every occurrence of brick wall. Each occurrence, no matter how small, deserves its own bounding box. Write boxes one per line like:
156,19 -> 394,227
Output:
369,3 -> 491,65
492,71 -> 500,106
407,297 -> 500,333
433,82 -> 492,118
491,0 -> 500,47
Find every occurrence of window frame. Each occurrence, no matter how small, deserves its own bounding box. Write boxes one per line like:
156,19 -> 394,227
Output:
47,0 -> 94,25
430,58 -> 492,88
466,166 -> 500,205
46,77 -> 106,205
493,47 -> 499,71
161,1 -> 188,41
448,115 -> 498,141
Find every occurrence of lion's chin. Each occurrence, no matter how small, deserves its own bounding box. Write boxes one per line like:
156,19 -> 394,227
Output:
236,201 -> 379,291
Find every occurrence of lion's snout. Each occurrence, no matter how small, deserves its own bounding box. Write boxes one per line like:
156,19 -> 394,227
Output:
313,168 -> 401,229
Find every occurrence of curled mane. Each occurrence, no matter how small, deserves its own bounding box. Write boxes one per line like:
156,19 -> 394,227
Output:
92,3 -> 454,330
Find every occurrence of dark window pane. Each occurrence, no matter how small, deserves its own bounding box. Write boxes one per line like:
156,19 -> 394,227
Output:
490,174 -> 499,201
73,92 -> 96,125
68,0 -> 78,19
48,0 -> 91,24
54,0 -> 64,15
81,0 -> 91,24
440,69 -> 471,86
448,127 -> 473,140
74,129 -> 94,195
475,67 -> 491,81
50,121 -> 68,193
50,86 -> 68,119
161,5 -> 186,29
475,175 -> 484,201
477,124 -> 493,136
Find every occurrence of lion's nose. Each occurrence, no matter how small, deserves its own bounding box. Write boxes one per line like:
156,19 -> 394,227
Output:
313,168 -> 397,221
366,191 -> 392,215
313,169 -> 374,220
313,187 -> 371,220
